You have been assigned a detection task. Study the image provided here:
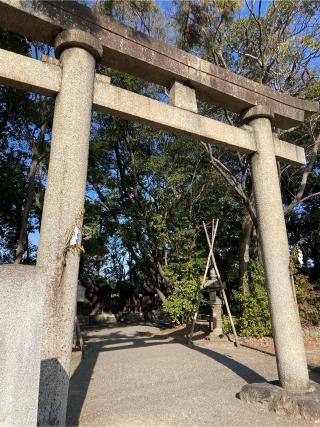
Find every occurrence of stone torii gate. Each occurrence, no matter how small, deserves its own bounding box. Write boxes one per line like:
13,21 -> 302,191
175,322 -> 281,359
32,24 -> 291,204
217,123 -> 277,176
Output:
0,1 -> 318,425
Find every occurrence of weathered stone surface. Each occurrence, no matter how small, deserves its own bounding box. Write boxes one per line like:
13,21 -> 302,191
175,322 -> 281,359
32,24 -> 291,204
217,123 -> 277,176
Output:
37,38 -> 98,425
240,382 -> 320,423
96,72 -> 111,85
241,104 -> 274,123
54,28 -> 103,59
273,135 -> 306,166
241,382 -> 283,403
94,76 -> 306,165
0,265 -> 45,427
169,81 -> 198,113
0,47 -> 61,96
0,0 -> 318,128
246,105 -> 310,392
41,54 -> 60,66
94,77 -> 256,153
0,47 -> 306,166
209,293 -> 224,338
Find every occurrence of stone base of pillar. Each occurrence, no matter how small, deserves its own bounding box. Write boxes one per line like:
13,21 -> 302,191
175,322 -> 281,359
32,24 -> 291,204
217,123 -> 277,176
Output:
240,382 -> 320,423
206,332 -> 228,341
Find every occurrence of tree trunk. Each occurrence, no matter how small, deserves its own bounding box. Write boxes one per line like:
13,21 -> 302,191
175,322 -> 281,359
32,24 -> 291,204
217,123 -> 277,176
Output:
239,211 -> 253,294
14,124 -> 47,263
154,286 -> 167,303
90,301 -> 103,316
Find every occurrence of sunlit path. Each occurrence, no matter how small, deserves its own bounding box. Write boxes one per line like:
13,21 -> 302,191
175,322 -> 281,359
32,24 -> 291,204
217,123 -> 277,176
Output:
66,325 -> 314,427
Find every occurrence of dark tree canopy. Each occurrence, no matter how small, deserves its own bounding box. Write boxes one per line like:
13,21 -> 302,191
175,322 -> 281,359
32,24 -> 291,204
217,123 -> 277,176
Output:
1,0 -> 319,327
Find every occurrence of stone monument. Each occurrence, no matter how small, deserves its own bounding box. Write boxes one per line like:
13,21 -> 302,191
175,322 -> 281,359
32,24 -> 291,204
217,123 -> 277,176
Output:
204,268 -> 225,340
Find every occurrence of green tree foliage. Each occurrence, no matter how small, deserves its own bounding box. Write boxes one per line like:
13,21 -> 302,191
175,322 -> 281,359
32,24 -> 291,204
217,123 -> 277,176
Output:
0,30 -> 53,263
87,69 -> 238,309
230,253 -> 320,337
291,246 -> 320,326
232,259 -> 272,337
171,0 -> 320,290
295,274 -> 320,326
1,1 -> 319,329
162,244 -> 206,324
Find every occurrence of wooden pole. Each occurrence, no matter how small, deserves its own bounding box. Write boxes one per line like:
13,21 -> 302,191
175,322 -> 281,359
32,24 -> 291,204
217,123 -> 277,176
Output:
203,222 -> 240,347
188,220 -> 218,344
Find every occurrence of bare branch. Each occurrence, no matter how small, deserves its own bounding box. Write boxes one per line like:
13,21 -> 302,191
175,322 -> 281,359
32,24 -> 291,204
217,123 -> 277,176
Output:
284,130 -> 320,215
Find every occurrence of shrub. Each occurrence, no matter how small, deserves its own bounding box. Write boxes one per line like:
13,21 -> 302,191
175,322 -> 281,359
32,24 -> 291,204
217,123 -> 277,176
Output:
232,258 -> 272,337
162,251 -> 205,325
295,274 -> 320,326
230,254 -> 320,337
290,246 -> 320,326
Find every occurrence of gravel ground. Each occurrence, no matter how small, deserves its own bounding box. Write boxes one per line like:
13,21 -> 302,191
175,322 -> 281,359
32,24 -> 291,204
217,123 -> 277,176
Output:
67,324 -> 319,427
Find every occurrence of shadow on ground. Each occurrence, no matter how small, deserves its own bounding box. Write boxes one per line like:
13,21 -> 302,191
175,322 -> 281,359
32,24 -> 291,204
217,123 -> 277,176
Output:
66,324 -> 268,426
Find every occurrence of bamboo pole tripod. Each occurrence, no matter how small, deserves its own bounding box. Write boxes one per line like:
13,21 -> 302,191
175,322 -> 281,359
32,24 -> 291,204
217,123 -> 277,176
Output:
188,219 -> 240,347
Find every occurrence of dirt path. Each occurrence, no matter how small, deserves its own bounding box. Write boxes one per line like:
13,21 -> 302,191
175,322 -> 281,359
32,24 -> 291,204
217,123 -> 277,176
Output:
67,324 -> 319,426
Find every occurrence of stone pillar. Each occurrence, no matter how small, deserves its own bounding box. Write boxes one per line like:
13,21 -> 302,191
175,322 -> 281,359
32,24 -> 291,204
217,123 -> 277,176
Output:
209,291 -> 223,339
36,29 -> 102,425
242,105 -> 309,392
0,266 -> 45,427
169,80 -> 198,112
